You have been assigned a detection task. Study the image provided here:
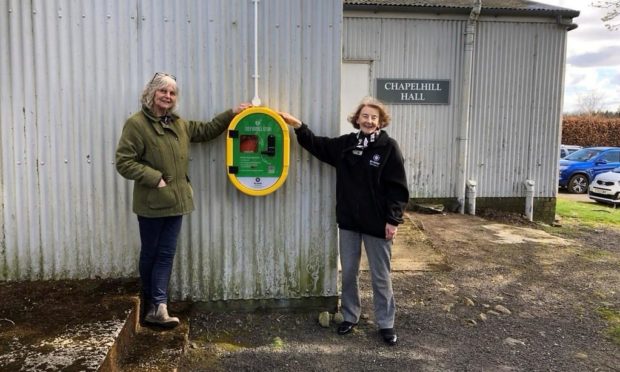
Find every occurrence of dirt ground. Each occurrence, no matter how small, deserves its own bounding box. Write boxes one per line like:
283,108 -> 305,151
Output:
1,198 -> 619,371
172,209 -> 620,372
0,279 -> 138,371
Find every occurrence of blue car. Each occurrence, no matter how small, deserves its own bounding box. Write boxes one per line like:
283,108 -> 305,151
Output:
559,147 -> 620,193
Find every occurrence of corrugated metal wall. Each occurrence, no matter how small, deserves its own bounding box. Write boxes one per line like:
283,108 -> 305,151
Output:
343,14 -> 565,199
344,16 -> 464,197
469,20 -> 565,198
0,0 -> 342,302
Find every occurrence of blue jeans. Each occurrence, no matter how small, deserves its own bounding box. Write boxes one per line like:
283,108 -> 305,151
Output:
137,215 -> 183,306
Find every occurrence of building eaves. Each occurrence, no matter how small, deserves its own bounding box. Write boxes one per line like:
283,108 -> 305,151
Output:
343,0 -> 580,19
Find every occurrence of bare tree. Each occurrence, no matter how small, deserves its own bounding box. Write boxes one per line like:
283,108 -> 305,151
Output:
592,1 -> 620,30
577,90 -> 606,115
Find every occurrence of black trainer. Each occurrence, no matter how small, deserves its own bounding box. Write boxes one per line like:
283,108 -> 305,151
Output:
337,321 -> 357,335
379,328 -> 398,346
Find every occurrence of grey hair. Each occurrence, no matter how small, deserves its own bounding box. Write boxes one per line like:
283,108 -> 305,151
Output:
140,73 -> 179,112
347,96 -> 391,129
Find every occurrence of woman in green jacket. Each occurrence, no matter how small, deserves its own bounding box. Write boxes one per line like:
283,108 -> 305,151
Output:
116,72 -> 249,328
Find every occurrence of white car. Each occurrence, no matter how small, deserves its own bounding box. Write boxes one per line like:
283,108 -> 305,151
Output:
588,167 -> 620,204
560,144 -> 582,158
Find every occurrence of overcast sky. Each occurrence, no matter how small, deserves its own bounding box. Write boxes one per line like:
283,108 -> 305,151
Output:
539,0 -> 620,113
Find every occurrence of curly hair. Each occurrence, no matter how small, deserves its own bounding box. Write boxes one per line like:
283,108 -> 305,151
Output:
140,73 -> 179,112
347,96 -> 391,129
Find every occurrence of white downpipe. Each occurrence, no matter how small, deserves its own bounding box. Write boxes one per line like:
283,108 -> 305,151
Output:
457,0 -> 481,214
466,179 -> 477,215
251,0 -> 261,106
524,180 -> 535,221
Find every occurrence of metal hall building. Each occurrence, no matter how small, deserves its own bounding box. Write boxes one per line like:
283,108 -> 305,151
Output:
341,0 -> 578,221
0,0 -> 577,304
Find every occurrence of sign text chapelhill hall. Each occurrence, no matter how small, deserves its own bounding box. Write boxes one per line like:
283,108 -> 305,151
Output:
376,78 -> 450,105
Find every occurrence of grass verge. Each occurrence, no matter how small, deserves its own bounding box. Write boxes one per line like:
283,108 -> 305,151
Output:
596,307 -> 620,345
555,198 -> 620,227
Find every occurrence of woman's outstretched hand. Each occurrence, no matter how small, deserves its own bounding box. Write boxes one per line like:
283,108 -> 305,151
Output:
233,103 -> 252,114
278,112 -> 302,129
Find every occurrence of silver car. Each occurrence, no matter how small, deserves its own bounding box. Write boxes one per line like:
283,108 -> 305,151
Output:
588,167 -> 620,204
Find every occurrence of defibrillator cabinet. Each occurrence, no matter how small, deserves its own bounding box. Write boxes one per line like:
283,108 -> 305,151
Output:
226,107 -> 290,196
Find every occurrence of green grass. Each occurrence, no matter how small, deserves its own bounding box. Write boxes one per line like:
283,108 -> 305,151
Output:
556,198 -> 620,227
597,307 -> 620,345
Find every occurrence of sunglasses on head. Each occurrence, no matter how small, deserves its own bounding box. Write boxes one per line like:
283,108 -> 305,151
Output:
150,72 -> 176,83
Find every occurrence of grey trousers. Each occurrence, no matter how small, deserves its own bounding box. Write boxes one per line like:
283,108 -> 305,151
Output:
339,228 -> 395,329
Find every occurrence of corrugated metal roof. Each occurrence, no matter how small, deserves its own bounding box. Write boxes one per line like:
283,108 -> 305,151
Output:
343,0 -> 580,18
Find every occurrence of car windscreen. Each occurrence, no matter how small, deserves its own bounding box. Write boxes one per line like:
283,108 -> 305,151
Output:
564,148 -> 602,161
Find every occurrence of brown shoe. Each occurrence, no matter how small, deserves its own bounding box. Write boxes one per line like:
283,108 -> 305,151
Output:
144,303 -> 180,329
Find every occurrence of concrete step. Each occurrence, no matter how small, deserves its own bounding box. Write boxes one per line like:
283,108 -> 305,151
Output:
114,302 -> 190,371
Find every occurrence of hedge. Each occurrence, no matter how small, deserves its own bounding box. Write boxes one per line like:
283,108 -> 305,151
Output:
562,116 -> 620,147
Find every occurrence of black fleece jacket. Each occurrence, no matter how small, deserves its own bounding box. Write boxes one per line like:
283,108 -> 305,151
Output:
294,123 -> 410,239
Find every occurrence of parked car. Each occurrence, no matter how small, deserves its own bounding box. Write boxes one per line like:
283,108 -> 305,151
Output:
589,167 -> 620,204
558,147 -> 620,194
560,144 -> 582,158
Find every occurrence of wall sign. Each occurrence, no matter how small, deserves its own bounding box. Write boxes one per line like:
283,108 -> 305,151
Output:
376,79 -> 450,104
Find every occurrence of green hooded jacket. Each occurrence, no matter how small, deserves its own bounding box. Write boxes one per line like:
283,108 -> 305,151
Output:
115,106 -> 235,217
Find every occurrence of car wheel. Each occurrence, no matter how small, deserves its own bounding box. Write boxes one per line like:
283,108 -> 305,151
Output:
568,174 -> 588,194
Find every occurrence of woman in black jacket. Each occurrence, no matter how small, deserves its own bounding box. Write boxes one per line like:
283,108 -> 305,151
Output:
279,97 -> 409,346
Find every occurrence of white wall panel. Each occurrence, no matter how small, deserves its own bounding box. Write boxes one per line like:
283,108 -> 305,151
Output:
0,0 -> 342,303
344,16 -> 465,197
468,21 -> 565,197
343,13 -> 566,200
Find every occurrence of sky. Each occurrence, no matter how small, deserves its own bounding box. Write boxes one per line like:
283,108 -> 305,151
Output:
540,0 -> 620,113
